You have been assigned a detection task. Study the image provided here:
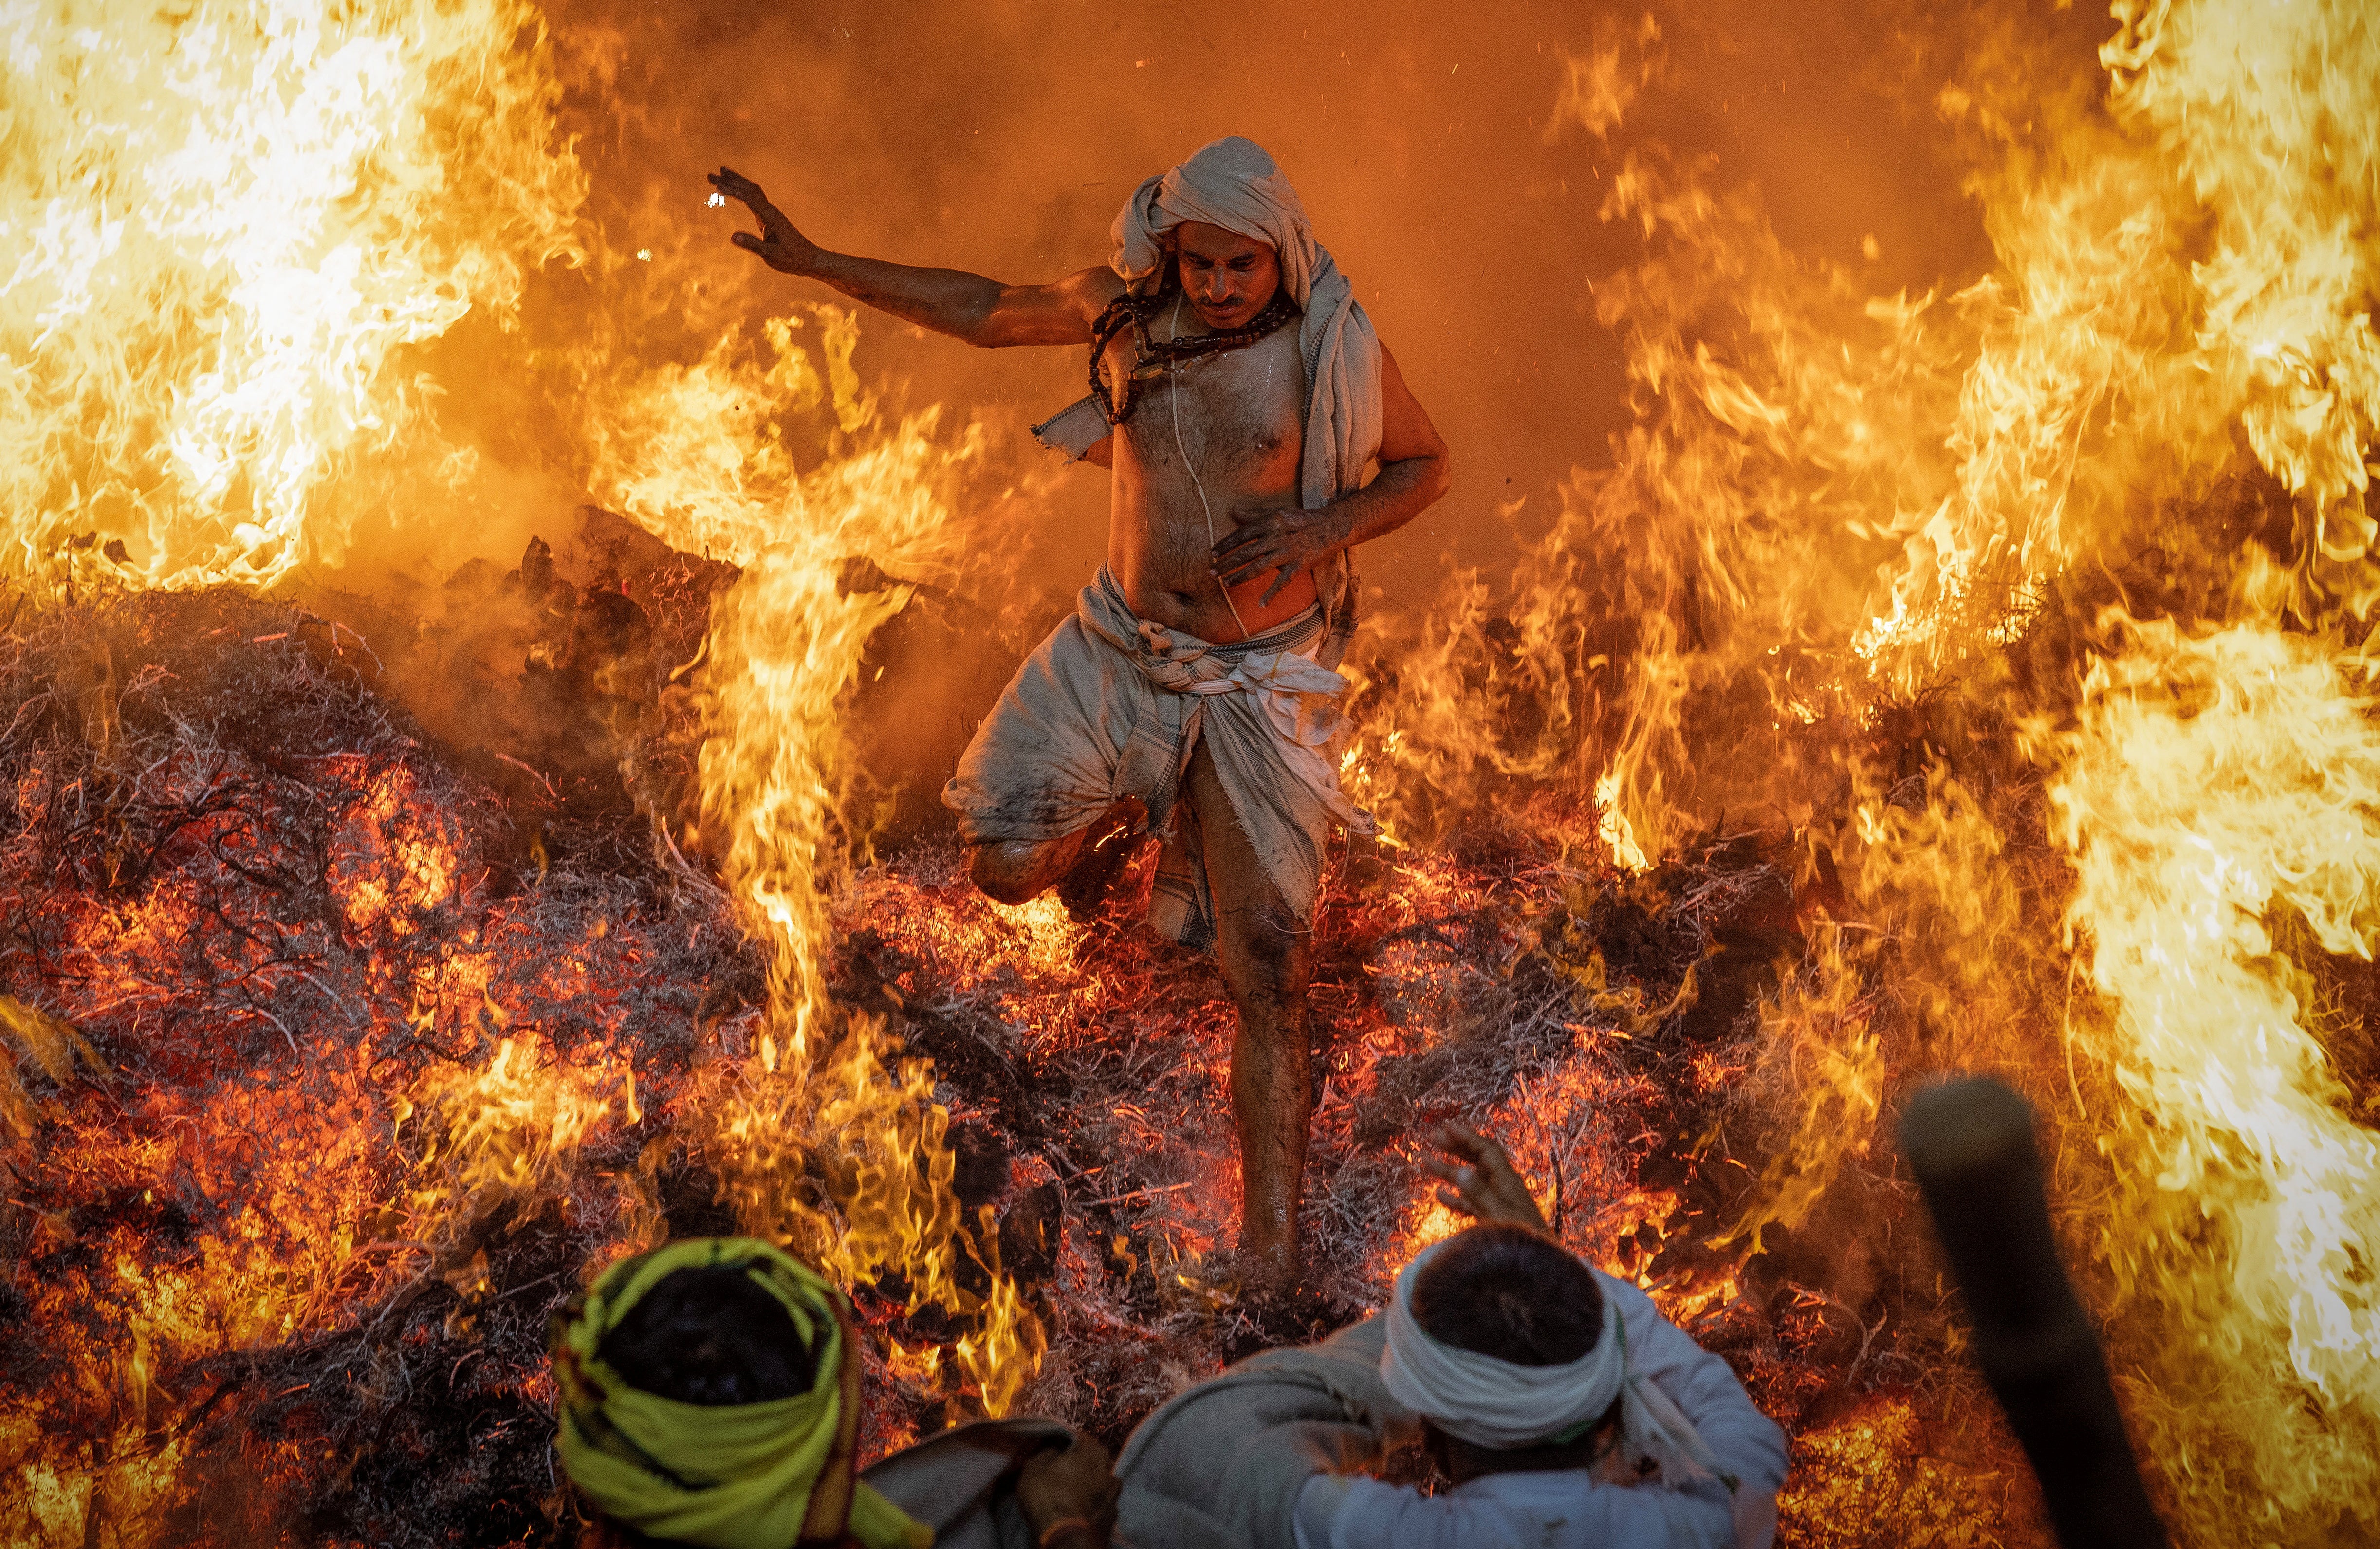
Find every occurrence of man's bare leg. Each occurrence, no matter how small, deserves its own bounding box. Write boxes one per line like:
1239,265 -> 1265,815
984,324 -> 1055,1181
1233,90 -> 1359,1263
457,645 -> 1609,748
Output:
1183,742 -> 1311,1292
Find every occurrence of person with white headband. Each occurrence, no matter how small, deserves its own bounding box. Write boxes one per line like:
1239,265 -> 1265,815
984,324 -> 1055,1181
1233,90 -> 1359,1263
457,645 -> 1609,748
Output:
1110,1125 -> 1786,1549
1316,1119 -> 1788,1549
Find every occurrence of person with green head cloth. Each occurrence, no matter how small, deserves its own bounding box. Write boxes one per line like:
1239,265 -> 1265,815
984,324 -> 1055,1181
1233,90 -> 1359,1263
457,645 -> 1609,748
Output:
550,1237 -> 1120,1549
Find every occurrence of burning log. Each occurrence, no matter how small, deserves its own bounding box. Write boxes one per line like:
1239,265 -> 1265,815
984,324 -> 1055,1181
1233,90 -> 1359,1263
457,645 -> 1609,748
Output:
1902,1077 -> 2167,1549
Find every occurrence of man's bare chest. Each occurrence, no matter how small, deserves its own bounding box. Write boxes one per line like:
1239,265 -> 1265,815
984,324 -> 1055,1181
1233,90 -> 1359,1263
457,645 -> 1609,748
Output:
1107,326 -> 1306,480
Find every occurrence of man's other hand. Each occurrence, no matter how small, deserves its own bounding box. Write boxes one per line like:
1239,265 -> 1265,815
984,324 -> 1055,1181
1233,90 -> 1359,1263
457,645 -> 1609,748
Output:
709,167 -> 820,276
1018,1434 -> 1121,1547
1421,1122 -> 1551,1232
1212,506 -> 1349,606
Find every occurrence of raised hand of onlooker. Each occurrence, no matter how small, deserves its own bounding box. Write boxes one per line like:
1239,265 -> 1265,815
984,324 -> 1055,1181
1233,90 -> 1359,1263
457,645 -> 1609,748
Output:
1421,1121 -> 1550,1232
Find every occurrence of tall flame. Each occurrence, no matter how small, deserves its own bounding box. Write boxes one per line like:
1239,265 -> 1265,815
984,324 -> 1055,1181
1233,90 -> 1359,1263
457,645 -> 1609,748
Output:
0,0 -> 584,590
1407,0 -> 2379,1538
3,0 -> 1042,1432
2031,614 -> 2380,1520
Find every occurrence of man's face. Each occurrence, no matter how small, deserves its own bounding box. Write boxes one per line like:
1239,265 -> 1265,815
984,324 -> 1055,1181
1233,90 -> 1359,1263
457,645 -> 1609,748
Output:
1174,220 -> 1281,330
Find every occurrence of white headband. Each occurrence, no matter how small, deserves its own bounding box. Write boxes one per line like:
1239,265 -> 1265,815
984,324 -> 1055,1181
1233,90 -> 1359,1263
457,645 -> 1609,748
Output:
1380,1241 -> 1733,1488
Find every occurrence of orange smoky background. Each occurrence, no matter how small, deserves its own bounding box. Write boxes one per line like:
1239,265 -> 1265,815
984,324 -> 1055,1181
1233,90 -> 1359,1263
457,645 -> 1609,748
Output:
6,0 -> 2009,600
4,0 -> 2378,1547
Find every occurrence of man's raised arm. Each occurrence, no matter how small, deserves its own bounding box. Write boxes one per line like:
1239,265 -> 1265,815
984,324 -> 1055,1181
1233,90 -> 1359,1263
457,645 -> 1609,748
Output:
709,167 -> 1114,348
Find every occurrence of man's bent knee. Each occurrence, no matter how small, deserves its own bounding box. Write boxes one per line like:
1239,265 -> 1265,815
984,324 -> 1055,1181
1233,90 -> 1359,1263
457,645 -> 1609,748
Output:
968,838 -> 1069,905
968,841 -> 1045,905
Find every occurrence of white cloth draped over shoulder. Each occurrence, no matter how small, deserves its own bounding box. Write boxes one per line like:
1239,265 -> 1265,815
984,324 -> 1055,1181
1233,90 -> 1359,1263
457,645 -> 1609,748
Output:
1032,135 -> 1385,512
1109,134 -> 1383,509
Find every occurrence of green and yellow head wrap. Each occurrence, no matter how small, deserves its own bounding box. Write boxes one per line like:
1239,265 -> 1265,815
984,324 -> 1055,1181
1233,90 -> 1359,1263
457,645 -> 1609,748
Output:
550,1237 -> 932,1549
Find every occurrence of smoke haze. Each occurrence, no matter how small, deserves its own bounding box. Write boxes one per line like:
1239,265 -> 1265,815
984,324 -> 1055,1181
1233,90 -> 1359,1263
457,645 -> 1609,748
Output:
370,0 -> 2035,624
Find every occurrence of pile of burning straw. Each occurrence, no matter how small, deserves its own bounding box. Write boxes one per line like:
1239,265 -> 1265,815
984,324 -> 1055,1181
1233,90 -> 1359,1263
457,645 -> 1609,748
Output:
7,532 -> 2118,1548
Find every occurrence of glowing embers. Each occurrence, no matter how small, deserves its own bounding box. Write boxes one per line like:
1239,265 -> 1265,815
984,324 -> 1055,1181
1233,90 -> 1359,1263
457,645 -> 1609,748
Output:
0,605 -> 2057,1548
0,593 -> 729,1544
4,1069 -> 392,1543
1778,1392 -> 2044,1549
839,849 -> 1250,1315
841,867 -> 1122,1039
329,760 -> 463,938
988,895 -> 1090,984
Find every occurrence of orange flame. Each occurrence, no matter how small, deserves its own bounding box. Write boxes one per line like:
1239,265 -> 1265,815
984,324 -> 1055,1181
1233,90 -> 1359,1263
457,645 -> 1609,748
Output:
1,0 -> 584,590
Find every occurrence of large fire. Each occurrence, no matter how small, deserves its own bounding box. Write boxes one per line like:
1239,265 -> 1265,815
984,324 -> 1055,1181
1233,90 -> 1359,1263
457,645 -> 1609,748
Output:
1,0 -> 2375,1544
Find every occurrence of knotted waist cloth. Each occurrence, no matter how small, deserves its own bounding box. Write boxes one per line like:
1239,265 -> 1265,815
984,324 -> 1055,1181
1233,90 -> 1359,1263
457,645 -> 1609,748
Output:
943,566 -> 1375,950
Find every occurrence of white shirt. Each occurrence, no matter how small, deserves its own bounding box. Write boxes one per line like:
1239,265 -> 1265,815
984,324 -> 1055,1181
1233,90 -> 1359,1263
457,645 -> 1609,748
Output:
1292,1274 -> 1787,1549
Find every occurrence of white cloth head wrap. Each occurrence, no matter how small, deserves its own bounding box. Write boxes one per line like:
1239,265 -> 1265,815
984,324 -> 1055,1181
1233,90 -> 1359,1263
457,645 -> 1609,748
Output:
1108,136 -> 1384,510
1380,1240 -> 1734,1488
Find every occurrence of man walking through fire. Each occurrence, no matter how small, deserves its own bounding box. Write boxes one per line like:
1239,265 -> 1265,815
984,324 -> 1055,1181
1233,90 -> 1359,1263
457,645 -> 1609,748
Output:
711,136 -> 1451,1291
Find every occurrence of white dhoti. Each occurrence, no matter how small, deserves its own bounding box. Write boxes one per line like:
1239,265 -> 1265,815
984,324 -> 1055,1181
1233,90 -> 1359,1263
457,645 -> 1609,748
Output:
943,566 -> 1372,950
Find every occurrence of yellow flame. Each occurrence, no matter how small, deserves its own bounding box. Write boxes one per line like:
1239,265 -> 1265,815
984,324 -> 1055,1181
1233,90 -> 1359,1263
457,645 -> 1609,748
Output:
1483,0 -> 2380,1536
615,271 -> 1041,1406
0,0 -> 584,590
1712,924 -> 1882,1256
1,0 -> 1043,1422
2031,615 -> 2380,1521
409,1030 -> 628,1205
1593,764 -> 1651,872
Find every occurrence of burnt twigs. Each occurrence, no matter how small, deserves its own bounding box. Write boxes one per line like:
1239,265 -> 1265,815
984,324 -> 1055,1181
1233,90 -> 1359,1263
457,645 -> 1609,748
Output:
1901,1077 -> 2167,1549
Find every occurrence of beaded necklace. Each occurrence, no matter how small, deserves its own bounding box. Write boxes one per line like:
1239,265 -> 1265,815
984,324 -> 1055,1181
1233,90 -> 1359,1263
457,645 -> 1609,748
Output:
1086,276 -> 1302,427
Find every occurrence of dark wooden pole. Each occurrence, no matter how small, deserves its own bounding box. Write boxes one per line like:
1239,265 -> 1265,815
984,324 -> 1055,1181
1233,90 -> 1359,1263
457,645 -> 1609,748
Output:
1899,1076 -> 2167,1549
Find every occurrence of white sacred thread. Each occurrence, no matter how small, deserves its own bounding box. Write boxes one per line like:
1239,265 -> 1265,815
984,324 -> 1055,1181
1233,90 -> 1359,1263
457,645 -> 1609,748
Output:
1169,291 -> 1253,642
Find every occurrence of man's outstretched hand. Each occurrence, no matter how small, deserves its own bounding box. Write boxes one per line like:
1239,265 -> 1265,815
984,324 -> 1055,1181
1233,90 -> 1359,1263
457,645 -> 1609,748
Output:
1421,1122 -> 1550,1232
709,166 -> 821,276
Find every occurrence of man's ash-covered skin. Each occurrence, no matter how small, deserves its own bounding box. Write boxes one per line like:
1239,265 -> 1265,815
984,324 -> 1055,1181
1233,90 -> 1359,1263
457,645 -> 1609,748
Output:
709,164 -> 1450,1289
